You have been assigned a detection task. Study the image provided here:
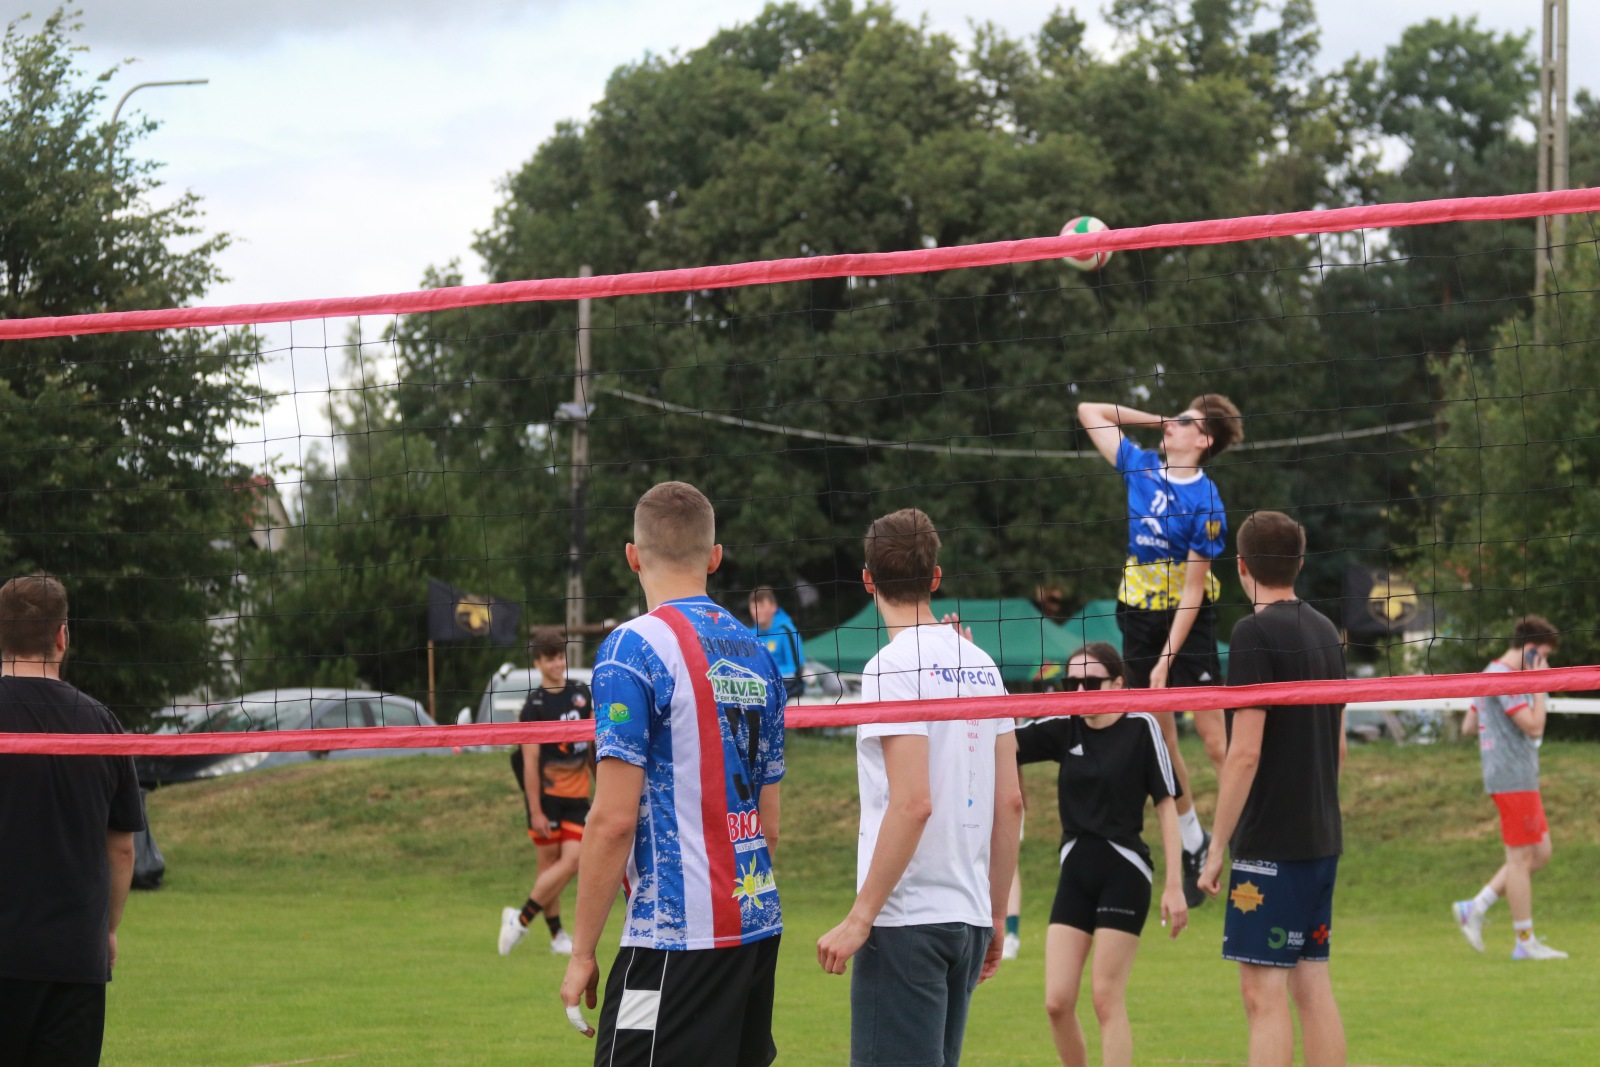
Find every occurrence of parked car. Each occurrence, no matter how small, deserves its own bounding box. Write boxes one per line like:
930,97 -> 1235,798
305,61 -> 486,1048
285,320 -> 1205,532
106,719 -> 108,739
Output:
458,663 -> 595,726
137,688 -> 454,788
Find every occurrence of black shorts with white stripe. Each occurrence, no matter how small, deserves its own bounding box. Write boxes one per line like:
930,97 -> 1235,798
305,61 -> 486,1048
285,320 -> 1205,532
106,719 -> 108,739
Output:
594,935 -> 780,1067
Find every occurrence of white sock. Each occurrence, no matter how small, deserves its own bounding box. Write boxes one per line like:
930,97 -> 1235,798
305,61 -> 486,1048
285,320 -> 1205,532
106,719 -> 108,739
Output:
1513,918 -> 1534,941
1473,886 -> 1499,914
1179,808 -> 1205,853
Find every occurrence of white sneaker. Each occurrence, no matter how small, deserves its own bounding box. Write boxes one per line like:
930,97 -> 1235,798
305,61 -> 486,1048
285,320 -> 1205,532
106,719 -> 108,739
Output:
1511,935 -> 1568,960
550,929 -> 574,955
1453,900 -> 1485,952
498,907 -> 528,956
1002,933 -> 1020,960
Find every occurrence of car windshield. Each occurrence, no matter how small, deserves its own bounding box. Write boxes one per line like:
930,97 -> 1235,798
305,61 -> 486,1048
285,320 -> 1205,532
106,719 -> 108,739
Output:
184,697 -> 314,733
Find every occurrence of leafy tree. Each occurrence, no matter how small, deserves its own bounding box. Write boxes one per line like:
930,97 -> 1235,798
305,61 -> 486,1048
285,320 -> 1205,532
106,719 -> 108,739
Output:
240,342 -> 543,714
0,10 -> 258,726
384,0 -> 1367,643
1425,236 -> 1600,735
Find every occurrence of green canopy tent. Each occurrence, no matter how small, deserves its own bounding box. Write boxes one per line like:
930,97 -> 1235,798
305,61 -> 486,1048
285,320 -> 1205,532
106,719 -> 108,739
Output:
806,598 -> 1083,685
809,597 -> 1226,685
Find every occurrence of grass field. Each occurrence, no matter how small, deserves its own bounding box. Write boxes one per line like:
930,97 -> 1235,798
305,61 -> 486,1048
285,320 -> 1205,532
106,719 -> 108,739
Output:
106,734 -> 1599,1066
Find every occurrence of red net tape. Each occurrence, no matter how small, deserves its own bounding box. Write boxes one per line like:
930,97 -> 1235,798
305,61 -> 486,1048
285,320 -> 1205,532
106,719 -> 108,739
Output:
4,666 -> 1595,757
0,188 -> 1596,340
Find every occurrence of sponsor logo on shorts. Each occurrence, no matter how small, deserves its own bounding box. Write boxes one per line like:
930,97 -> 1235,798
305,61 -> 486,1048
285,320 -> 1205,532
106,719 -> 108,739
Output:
607,703 -> 631,723
1312,924 -> 1331,945
1268,927 -> 1305,950
1232,860 -> 1279,876
706,658 -> 769,708
1230,881 -> 1265,914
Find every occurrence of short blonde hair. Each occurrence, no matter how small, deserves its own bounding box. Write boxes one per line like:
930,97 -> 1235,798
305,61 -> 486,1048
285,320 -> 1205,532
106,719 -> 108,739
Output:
634,481 -> 716,568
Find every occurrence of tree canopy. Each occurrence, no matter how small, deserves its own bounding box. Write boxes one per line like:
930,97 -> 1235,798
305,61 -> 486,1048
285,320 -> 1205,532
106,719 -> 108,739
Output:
0,11 -> 260,725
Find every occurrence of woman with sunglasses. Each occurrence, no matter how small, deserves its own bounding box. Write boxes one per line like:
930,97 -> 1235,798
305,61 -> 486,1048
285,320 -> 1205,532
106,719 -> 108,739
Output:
1016,642 -> 1187,1067
1077,393 -> 1242,906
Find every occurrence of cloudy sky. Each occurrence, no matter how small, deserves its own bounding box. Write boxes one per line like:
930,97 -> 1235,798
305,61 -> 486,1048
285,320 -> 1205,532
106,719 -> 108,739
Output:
4,1 -> 1592,474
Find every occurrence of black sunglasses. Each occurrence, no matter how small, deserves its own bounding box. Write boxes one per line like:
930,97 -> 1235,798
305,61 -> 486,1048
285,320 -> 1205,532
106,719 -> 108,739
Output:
1063,676 -> 1108,692
1173,413 -> 1198,428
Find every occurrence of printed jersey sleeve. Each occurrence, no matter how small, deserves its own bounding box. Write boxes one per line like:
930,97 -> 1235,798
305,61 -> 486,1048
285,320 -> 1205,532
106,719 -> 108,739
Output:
1014,719 -> 1066,765
1188,482 -> 1228,560
1116,435 -> 1156,475
760,652 -> 787,786
1224,617 -> 1272,692
591,629 -> 657,768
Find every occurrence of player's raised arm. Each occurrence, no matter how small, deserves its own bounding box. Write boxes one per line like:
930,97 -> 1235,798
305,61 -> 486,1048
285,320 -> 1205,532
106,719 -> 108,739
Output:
1076,401 -> 1166,465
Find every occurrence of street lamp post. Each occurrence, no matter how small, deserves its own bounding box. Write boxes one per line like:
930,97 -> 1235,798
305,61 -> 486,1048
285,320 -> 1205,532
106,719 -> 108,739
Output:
106,79 -> 209,147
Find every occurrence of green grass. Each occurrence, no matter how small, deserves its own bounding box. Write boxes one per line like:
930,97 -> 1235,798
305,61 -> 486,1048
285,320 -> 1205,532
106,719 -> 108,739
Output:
107,736 -> 1600,1066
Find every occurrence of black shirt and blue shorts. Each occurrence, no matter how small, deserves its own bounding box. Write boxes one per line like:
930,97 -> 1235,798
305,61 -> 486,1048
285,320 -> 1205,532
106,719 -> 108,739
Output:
1016,711 -> 1179,936
1221,601 -> 1345,968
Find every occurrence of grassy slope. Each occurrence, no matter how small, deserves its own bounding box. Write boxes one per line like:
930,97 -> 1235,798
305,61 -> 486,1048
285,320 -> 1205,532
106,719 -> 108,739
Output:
107,736 -> 1599,1066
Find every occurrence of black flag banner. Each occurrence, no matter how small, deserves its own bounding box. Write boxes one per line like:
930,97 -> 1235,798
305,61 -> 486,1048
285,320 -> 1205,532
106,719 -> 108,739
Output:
427,580 -> 521,647
1342,565 -> 1431,640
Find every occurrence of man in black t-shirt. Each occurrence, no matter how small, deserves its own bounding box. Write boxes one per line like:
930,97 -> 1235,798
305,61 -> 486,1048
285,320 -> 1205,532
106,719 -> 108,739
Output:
498,629 -> 594,957
0,575 -> 145,1067
1198,513 -> 1347,1067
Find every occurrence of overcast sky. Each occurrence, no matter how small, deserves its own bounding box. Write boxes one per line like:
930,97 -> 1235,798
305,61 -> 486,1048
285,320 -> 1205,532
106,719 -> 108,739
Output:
3,1 -> 1591,475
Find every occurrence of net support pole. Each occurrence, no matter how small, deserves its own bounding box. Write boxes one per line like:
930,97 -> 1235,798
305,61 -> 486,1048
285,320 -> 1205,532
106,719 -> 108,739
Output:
566,265 -> 594,667
1535,0 -> 1569,308
427,639 -> 437,722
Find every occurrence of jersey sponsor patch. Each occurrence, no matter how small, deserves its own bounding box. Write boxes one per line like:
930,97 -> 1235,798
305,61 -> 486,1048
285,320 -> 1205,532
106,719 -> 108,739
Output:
707,658 -> 769,708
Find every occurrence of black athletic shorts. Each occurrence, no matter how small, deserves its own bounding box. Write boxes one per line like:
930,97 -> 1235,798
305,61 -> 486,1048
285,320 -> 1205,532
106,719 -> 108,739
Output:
0,978 -> 106,1067
1116,601 -> 1222,691
595,936 -> 780,1067
1049,835 -> 1153,937
511,754 -> 591,837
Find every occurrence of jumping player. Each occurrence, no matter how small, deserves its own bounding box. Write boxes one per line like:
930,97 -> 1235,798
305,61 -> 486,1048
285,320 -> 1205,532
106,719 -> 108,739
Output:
1077,394 -> 1242,905
1452,615 -> 1566,960
1198,511 -> 1346,1067
817,507 -> 1023,1067
499,628 -> 592,956
559,481 -> 787,1067
1016,642 -> 1187,1067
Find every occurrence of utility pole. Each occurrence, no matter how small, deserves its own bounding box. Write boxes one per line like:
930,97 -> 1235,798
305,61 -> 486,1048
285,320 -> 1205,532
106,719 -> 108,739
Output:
1535,0 -> 1568,301
564,267 -> 595,667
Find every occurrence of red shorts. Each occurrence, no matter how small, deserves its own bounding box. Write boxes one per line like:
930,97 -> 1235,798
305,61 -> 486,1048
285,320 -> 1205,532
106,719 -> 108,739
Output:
1492,791 -> 1548,848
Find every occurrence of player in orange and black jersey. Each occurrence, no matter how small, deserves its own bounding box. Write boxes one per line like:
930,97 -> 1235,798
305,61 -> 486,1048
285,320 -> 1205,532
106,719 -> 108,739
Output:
498,629 -> 594,957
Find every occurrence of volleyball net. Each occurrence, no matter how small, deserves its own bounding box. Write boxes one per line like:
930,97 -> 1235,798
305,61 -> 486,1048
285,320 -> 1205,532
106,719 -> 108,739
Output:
3,188 -> 1600,756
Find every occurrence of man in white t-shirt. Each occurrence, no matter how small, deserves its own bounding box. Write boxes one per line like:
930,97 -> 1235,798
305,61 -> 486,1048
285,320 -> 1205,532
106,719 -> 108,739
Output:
817,508 -> 1024,1067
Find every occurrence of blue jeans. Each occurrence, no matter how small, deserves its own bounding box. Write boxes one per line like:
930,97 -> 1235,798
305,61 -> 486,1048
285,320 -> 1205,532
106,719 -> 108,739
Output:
849,922 -> 992,1067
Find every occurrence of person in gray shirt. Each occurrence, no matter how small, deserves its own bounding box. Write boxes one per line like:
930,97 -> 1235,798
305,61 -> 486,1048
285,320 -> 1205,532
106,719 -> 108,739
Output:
1452,615 -> 1566,960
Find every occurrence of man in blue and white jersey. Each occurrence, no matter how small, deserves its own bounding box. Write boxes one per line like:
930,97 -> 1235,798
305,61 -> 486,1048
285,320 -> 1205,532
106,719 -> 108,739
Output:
1079,394 -> 1242,908
560,481 -> 787,1067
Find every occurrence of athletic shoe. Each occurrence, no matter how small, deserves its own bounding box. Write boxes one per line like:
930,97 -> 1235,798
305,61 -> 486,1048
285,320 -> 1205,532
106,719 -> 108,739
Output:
1453,900 -> 1485,952
1511,935 -> 1568,960
498,907 -> 528,956
550,929 -> 575,955
1002,933 -> 1020,960
1181,830 -> 1211,908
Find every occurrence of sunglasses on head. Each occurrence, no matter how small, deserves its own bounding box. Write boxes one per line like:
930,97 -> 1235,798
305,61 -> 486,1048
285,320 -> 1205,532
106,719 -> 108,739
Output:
1063,676 -> 1108,692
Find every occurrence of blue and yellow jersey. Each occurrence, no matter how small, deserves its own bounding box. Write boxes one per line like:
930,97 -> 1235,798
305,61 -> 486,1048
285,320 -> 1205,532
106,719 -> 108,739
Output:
1115,437 -> 1227,611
